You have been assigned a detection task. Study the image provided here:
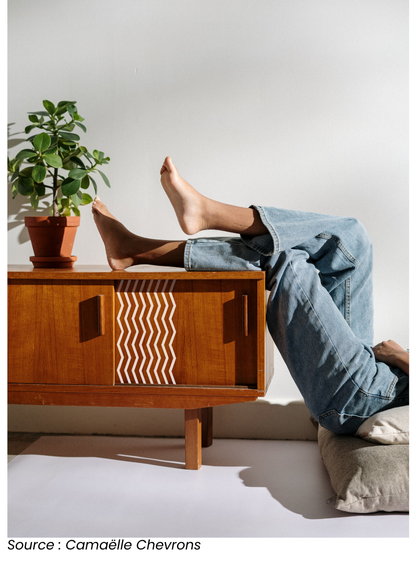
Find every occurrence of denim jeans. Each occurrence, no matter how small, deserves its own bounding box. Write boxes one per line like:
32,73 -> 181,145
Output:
184,206 -> 409,434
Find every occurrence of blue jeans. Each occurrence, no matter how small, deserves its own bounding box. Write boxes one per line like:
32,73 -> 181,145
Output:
184,206 -> 409,434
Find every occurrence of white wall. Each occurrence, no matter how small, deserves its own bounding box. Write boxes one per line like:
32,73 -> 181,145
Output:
7,0 -> 409,437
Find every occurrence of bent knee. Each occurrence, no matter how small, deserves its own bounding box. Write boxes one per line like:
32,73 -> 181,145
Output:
346,217 -> 372,248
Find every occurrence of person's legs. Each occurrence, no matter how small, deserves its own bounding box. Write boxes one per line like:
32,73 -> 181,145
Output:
92,155 -> 268,270
186,204 -> 375,345
158,157 -> 408,431
263,248 -> 408,433
158,156 -> 371,343
159,156 -> 371,343
186,231 -> 408,433
93,158 -> 409,433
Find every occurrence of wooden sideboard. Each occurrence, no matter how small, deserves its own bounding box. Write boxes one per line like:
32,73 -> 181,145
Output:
8,265 -> 274,469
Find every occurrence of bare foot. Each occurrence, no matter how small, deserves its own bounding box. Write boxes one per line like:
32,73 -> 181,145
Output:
159,157 -> 268,237
92,197 -> 135,270
160,156 -> 209,235
92,197 -> 186,270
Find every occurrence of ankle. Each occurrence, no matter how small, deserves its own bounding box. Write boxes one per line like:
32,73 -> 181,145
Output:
202,201 -> 268,236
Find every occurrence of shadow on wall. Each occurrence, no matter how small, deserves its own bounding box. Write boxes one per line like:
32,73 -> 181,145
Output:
8,400 -> 317,441
8,123 -> 51,239
213,400 -> 317,441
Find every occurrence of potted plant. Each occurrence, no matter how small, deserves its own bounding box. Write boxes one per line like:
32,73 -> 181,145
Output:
7,99 -> 111,267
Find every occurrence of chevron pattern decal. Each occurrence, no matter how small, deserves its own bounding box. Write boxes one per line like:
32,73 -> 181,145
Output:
115,279 -> 177,384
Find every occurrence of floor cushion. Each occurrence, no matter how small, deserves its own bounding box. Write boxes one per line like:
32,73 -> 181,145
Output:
355,405 -> 409,445
317,425 -> 409,513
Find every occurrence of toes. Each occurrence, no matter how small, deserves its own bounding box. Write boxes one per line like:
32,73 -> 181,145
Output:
92,197 -> 105,217
163,156 -> 175,173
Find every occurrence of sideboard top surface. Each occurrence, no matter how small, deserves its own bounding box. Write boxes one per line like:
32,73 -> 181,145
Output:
8,265 -> 265,281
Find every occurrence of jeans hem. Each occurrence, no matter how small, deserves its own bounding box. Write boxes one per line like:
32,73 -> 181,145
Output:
240,205 -> 280,256
184,239 -> 193,271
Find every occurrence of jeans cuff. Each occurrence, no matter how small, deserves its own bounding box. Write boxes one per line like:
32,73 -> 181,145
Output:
240,205 -> 280,256
184,239 -> 193,271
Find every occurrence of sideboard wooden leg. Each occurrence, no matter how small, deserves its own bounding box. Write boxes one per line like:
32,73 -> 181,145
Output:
201,407 -> 213,448
185,409 -> 202,470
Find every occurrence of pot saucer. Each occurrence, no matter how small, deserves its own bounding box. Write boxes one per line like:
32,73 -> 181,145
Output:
30,256 -> 77,268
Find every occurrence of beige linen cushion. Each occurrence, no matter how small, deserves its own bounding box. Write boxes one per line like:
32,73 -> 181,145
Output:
318,425 -> 409,513
355,405 -> 409,445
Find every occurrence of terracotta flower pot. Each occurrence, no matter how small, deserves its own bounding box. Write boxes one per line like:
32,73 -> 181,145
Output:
24,216 -> 80,268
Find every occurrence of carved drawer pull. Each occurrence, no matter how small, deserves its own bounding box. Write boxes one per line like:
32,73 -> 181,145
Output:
97,295 -> 105,336
243,294 -> 249,336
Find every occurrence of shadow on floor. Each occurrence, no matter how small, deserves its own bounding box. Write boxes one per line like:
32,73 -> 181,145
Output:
9,432 -> 403,523
8,400 -> 407,523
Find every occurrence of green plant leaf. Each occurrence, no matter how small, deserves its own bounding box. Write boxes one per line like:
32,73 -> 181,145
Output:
69,156 -> 86,168
59,197 -> 73,217
59,131 -> 81,141
33,132 -> 51,152
11,179 -> 19,198
44,147 -> 59,156
61,177 -> 81,196
35,184 -> 46,197
28,115 -> 39,124
80,193 -> 94,205
59,123 -> 75,132
72,206 -> 80,216
97,169 -> 111,187
28,111 -> 49,116
81,149 -> 93,164
42,119 -> 55,127
89,174 -> 98,194
32,164 -> 47,183
75,121 -> 87,133
70,147 -> 82,157
59,140 -> 77,150
8,157 -> 19,173
24,124 -> 37,134
17,176 -> 34,195
15,149 -> 37,160
19,166 -> 35,177
10,169 -> 20,181
30,191 -> 39,210
43,153 -> 63,168
68,168 -> 89,179
70,191 -> 82,207
73,112 -> 84,122
93,150 -> 104,162
62,162 -> 76,171
43,100 -> 56,114
55,104 -> 72,117
57,100 -> 77,107
80,175 -> 90,189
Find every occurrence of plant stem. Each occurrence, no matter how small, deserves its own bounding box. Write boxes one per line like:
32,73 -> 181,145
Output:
53,167 -> 59,216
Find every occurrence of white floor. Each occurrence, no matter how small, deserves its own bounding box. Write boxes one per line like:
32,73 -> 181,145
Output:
8,436 -> 409,538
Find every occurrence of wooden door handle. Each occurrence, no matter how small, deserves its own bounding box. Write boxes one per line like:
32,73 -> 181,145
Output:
242,294 -> 249,336
97,295 -> 105,336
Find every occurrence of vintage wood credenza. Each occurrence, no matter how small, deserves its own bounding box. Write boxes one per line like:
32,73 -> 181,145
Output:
8,265 -> 274,469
